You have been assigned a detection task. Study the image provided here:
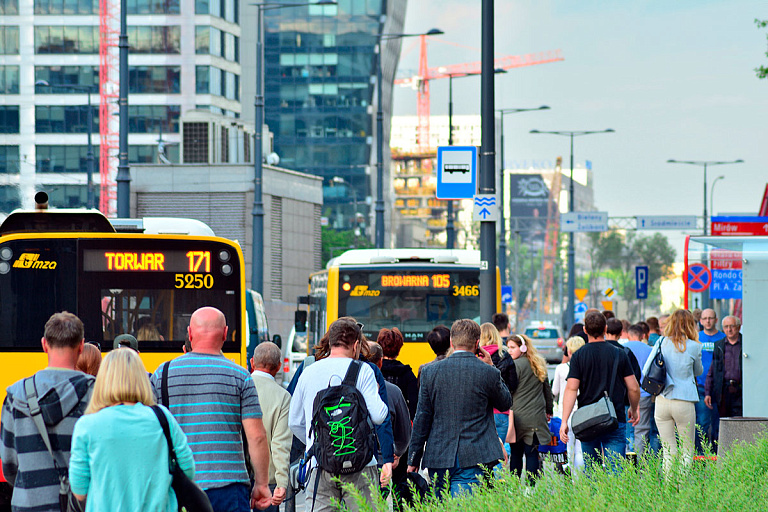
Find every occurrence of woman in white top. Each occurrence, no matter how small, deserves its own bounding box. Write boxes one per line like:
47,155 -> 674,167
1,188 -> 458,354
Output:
551,336 -> 585,471
643,309 -> 703,472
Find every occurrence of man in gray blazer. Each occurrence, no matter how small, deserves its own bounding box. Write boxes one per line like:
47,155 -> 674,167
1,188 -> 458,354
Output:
407,319 -> 512,497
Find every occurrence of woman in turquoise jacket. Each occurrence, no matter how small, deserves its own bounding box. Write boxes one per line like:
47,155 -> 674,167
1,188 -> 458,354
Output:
69,348 -> 195,511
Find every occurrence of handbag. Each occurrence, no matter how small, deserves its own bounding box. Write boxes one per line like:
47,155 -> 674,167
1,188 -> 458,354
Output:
23,378 -> 84,512
150,406 -> 214,512
571,355 -> 620,442
641,337 -> 667,396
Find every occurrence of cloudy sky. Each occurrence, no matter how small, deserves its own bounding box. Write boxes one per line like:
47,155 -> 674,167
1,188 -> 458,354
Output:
393,0 -> 767,254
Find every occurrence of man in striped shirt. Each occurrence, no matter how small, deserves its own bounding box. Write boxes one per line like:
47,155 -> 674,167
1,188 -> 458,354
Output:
151,306 -> 271,512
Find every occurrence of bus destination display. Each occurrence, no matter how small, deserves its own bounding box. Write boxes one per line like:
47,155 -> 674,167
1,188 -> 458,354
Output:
83,250 -> 211,273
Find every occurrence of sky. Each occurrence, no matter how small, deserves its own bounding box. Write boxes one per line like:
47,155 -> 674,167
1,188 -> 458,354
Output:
392,0 -> 767,258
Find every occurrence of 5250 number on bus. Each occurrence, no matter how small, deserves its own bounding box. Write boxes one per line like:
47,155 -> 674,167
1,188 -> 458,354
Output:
175,273 -> 214,289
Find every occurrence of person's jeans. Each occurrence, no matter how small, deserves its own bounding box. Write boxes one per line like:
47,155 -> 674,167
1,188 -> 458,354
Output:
580,422 -> 627,472
494,412 -> 511,456
694,383 -> 712,454
508,441 -> 541,484
633,395 -> 654,457
205,483 -> 251,512
428,456 -> 491,498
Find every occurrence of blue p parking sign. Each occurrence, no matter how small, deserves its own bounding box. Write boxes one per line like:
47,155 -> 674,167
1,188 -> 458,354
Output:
635,266 -> 648,299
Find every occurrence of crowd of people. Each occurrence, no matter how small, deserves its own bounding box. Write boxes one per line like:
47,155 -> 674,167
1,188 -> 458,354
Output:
0,304 -> 744,511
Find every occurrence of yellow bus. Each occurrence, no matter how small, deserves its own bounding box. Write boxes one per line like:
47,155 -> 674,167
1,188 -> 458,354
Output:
301,248 -> 500,370
0,202 -> 246,406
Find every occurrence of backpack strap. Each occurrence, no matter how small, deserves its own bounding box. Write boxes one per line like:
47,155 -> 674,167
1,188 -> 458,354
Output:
150,405 -> 177,474
23,378 -> 70,480
606,349 -> 621,398
342,360 -> 362,387
161,361 -> 171,408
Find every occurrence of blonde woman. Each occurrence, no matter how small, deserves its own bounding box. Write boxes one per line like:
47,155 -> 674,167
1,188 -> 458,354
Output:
69,349 -> 195,511
479,323 -> 518,456
506,334 -> 553,482
644,309 -> 702,471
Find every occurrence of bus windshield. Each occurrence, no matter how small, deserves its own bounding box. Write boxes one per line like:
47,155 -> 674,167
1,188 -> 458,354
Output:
0,236 -> 241,352
337,269 -> 480,341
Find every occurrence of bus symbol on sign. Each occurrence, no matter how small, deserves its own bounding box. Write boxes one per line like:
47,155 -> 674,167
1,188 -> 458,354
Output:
444,164 -> 470,174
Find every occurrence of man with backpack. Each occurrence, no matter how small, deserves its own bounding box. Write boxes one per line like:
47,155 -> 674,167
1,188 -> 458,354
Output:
1,312 -> 95,512
289,318 -> 389,512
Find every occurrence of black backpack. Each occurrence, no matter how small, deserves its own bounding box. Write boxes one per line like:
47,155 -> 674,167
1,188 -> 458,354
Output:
310,360 -> 376,475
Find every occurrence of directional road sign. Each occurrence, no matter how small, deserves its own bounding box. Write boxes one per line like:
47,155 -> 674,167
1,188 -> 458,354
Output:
711,216 -> 768,236
561,211 -> 608,232
711,269 -> 742,300
574,301 -> 588,323
436,146 -> 477,199
501,286 -> 513,304
635,265 -> 649,299
636,215 -> 697,230
472,195 -> 499,222
687,263 -> 712,292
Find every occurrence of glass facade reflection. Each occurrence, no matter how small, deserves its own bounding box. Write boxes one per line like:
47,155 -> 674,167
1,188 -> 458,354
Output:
263,0 -> 403,231
0,66 -> 20,94
0,146 -> 20,174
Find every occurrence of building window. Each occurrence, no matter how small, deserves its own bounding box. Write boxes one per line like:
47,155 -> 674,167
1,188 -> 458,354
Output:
129,66 -> 181,94
130,144 -> 179,163
126,0 -> 180,14
34,0 -> 99,14
183,122 -> 209,163
0,146 -> 20,174
35,66 -> 99,93
0,66 -> 20,94
0,186 -> 21,213
196,66 -> 210,94
45,185 -> 98,209
35,106 -> 99,134
36,145 -> 99,173
35,26 -> 99,54
195,26 -> 210,54
0,107 -> 20,134
128,26 -> 181,54
128,105 -> 181,133
195,0 -> 236,23
1,0 -> 19,15
0,26 -> 20,55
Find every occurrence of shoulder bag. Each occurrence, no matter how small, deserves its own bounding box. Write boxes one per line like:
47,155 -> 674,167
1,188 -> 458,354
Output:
23,378 -> 84,512
150,406 -> 214,512
641,336 -> 667,396
570,354 -> 620,442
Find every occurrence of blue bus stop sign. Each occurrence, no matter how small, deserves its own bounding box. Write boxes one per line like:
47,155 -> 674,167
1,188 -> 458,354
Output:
501,285 -> 513,304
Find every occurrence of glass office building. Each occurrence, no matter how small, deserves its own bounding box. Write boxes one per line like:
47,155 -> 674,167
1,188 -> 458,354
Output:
260,0 -> 405,235
0,0 -> 242,213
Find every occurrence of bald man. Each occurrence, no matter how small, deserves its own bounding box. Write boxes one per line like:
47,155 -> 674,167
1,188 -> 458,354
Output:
151,307 -> 272,512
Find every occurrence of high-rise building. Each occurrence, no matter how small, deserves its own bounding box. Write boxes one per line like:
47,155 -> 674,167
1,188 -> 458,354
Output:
254,0 -> 406,238
0,0 -> 243,213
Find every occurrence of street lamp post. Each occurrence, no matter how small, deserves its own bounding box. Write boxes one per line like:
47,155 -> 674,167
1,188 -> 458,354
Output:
710,175 -> 725,220
530,128 -> 614,331
36,81 -> 96,209
378,29 -> 443,249
250,0 -> 336,294
496,105 -> 549,286
443,68 -> 506,249
479,0 -> 495,323
666,159 -> 743,235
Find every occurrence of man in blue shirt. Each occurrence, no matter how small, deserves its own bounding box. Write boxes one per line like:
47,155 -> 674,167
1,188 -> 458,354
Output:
623,324 -> 654,456
696,308 -> 725,453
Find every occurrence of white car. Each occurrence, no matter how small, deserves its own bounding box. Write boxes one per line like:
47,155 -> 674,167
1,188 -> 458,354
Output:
280,327 -> 309,387
523,321 -> 564,364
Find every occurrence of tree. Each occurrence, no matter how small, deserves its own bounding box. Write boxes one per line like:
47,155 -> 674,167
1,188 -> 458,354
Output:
756,19 -> 768,79
582,230 -> 676,320
321,227 -> 372,268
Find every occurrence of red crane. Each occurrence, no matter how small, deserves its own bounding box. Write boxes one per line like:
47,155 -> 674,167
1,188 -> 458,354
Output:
395,37 -> 564,152
98,0 -> 119,215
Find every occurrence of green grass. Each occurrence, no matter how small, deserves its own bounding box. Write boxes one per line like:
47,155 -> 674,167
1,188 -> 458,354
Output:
344,436 -> 768,512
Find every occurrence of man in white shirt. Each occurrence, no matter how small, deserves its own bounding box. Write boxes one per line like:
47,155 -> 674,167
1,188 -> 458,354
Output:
289,318 -> 389,512
250,342 -> 292,512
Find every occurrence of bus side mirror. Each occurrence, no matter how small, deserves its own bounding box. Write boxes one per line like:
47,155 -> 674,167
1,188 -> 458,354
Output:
272,334 -> 282,349
294,310 -> 307,333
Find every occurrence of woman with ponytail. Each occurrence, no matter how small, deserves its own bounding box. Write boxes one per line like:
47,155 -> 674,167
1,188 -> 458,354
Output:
506,334 -> 553,483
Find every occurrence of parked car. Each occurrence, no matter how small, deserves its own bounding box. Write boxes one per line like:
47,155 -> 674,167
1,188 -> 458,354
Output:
282,327 -> 309,387
523,321 -> 564,363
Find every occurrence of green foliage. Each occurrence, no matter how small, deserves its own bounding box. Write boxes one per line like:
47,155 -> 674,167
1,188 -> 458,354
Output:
756,19 -> 768,79
321,226 -> 372,268
345,436 -> 768,512
582,230 -> 676,320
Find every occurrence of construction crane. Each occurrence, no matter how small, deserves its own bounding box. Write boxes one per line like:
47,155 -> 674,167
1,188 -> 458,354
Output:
98,0 -> 119,215
395,36 -> 564,152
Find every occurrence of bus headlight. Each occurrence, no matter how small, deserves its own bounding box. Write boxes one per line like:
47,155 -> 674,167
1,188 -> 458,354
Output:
221,263 -> 233,276
0,247 -> 12,260
0,261 -> 10,274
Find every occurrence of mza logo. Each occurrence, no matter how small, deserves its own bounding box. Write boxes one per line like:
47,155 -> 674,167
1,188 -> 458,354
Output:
13,253 -> 57,270
349,285 -> 380,297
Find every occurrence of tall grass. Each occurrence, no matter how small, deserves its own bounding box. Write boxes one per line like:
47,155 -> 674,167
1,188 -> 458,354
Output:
345,436 -> 768,512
